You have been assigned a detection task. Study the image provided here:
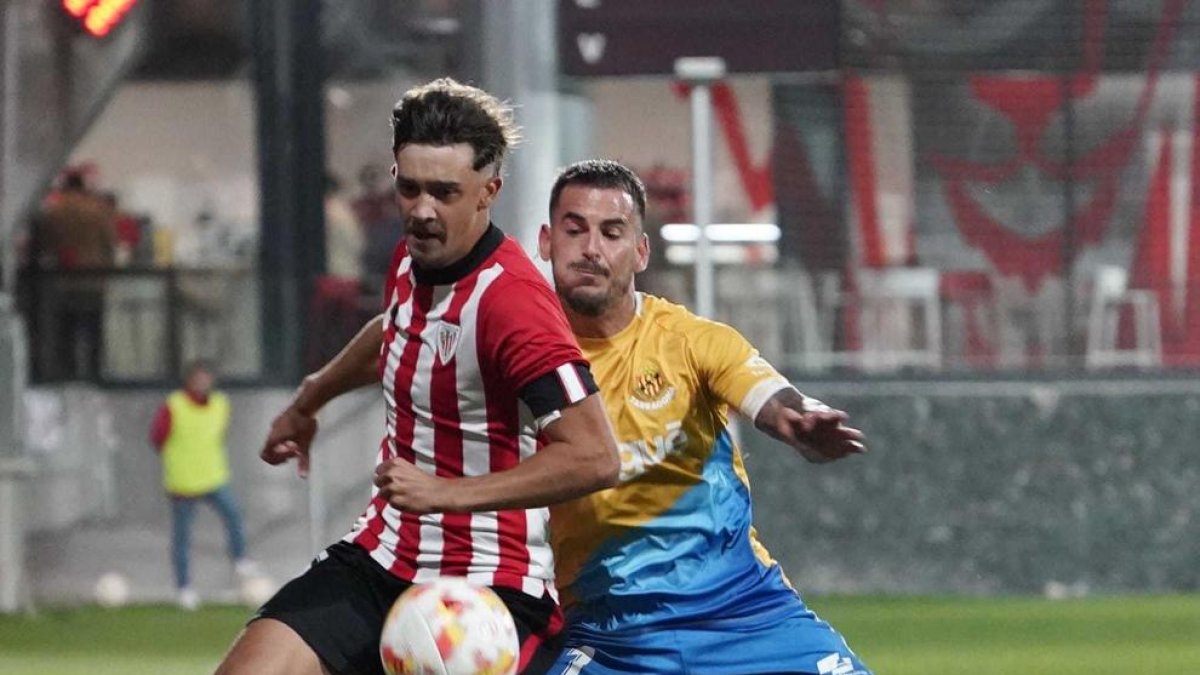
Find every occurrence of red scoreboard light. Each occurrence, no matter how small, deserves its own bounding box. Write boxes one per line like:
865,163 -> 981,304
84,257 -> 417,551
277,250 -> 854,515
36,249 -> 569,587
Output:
61,0 -> 139,37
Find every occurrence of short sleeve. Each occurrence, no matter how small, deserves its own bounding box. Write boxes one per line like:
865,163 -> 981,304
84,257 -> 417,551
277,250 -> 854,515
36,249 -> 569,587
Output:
478,277 -> 588,392
686,318 -> 794,421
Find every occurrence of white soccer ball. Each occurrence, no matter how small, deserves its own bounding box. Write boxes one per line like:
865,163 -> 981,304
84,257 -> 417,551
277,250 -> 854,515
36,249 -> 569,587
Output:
94,572 -> 130,608
380,577 -> 519,675
239,575 -> 276,607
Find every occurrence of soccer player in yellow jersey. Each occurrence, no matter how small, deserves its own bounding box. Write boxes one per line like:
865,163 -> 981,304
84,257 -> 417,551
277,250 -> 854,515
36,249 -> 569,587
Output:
538,160 -> 873,675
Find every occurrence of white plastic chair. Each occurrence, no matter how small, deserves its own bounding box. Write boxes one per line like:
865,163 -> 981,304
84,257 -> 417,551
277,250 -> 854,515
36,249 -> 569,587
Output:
1085,265 -> 1162,369
857,267 -> 942,371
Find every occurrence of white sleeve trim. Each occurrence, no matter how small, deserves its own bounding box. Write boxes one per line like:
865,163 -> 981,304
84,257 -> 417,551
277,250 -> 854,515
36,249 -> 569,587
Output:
739,379 -> 795,422
535,409 -> 563,432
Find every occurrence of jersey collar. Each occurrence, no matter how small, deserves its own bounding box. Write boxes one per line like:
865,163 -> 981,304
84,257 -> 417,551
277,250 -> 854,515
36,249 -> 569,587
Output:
411,223 -> 504,286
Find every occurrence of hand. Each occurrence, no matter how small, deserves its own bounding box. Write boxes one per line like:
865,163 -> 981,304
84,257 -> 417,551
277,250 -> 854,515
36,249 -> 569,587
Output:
373,459 -> 448,514
260,407 -> 319,478
774,406 -> 866,464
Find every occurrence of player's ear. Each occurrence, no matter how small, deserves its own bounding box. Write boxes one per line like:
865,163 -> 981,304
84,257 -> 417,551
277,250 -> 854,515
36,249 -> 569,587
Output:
635,230 -> 650,273
478,175 -> 502,212
537,224 -> 552,261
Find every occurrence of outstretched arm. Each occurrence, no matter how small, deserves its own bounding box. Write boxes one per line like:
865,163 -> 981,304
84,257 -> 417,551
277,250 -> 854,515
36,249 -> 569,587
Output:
753,387 -> 866,464
260,314 -> 384,477
372,393 -> 621,514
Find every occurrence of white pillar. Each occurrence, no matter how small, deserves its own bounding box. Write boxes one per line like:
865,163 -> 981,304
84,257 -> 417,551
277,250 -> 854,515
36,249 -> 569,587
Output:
481,0 -> 562,258
675,57 -> 726,319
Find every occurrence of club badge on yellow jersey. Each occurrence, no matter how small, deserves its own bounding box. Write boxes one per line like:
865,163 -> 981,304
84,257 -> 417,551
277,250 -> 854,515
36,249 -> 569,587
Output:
630,363 -> 675,411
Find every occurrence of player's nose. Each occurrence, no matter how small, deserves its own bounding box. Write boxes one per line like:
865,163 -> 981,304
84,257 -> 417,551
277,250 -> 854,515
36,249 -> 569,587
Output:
580,229 -> 603,257
408,193 -> 438,222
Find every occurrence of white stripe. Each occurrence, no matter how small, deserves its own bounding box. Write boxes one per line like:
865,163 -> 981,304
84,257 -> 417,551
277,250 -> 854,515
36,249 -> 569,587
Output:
369,504 -> 403,571
467,511 -> 501,578
739,379 -> 794,421
557,363 -> 587,402
522,574 -> 550,599
458,263 -> 506,477
1170,123 -> 1192,319
412,513 -> 446,583
561,647 -> 596,675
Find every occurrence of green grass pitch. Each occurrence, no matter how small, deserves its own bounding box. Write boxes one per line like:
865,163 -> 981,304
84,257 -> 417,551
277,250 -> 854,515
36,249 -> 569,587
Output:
1,595 -> 1197,674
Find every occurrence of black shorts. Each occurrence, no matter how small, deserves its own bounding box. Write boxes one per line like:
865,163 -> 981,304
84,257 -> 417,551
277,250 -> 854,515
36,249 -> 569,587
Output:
255,541 -> 564,675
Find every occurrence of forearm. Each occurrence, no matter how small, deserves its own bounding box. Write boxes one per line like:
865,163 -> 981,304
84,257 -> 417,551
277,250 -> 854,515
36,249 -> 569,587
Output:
753,385 -> 835,462
753,385 -> 809,439
292,315 -> 383,415
441,441 -> 618,512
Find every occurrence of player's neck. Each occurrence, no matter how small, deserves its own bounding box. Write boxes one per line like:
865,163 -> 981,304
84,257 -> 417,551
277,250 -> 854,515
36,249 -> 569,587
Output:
568,291 -> 637,339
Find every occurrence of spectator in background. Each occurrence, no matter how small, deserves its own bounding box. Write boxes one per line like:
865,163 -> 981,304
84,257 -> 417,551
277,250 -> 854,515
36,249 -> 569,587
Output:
352,162 -> 402,290
306,173 -> 367,370
36,169 -> 117,269
32,168 -> 117,379
149,360 -> 257,610
324,172 -> 365,282
102,192 -> 142,267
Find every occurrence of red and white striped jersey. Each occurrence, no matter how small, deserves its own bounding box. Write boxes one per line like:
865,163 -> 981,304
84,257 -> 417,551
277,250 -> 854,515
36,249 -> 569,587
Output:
346,225 -> 591,599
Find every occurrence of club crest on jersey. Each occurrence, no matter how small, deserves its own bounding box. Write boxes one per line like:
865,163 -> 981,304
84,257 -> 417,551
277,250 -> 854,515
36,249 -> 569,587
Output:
629,364 -> 675,411
435,321 -> 462,365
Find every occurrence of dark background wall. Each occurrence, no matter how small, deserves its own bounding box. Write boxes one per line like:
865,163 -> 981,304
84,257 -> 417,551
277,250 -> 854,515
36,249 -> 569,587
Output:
743,379 -> 1200,595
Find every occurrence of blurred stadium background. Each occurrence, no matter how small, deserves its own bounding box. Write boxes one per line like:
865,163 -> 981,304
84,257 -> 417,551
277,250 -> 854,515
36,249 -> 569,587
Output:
2,0 -> 1200,672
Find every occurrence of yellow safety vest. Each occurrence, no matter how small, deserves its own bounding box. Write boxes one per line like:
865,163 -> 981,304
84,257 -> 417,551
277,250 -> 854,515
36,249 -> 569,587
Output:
161,390 -> 231,496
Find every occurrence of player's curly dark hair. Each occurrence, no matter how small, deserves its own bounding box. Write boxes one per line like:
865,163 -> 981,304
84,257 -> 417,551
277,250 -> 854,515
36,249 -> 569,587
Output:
391,78 -> 521,174
549,159 -> 647,222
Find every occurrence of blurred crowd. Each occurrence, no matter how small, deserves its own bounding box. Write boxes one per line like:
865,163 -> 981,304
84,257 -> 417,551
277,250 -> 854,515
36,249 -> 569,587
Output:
18,162 -> 400,380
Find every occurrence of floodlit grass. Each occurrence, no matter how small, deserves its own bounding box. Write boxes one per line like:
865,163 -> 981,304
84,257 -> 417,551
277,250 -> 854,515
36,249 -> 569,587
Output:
0,603 -> 249,675
1,595 -> 1198,674
810,594 -> 1200,674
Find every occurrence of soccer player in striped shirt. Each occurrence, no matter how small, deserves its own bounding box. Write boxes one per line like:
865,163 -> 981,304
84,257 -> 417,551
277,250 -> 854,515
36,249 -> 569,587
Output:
537,160 -> 873,675
215,80 -> 620,675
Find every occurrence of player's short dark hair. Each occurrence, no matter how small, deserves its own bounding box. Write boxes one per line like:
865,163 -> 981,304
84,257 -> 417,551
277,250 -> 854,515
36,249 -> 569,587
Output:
391,78 -> 521,174
549,159 -> 647,223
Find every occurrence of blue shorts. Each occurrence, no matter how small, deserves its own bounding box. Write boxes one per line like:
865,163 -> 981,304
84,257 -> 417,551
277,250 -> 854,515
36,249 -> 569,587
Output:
545,607 -> 871,675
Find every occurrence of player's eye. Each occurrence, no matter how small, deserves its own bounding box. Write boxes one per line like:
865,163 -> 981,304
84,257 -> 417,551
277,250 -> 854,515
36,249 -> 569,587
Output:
396,182 -> 420,199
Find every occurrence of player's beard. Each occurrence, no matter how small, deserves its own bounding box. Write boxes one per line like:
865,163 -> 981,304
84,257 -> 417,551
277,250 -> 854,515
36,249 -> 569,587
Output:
558,266 -> 632,317
561,287 -> 611,316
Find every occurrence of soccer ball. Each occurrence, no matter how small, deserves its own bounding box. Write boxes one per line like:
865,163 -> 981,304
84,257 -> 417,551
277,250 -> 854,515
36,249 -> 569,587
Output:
94,571 -> 130,608
239,575 -> 276,607
379,577 -> 519,675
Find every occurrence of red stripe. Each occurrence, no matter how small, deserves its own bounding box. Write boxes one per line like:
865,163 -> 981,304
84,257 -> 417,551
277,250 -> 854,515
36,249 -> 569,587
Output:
432,276 -> 479,576
389,283 -> 434,579
844,75 -> 885,268
517,599 -> 564,672
1182,73 -> 1200,365
711,83 -> 774,212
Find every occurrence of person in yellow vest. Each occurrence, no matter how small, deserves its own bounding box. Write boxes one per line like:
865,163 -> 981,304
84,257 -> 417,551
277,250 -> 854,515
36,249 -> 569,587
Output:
150,360 -> 256,610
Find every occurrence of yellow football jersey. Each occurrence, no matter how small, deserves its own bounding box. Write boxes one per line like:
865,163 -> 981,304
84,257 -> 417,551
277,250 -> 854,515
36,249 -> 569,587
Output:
550,293 -> 796,629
